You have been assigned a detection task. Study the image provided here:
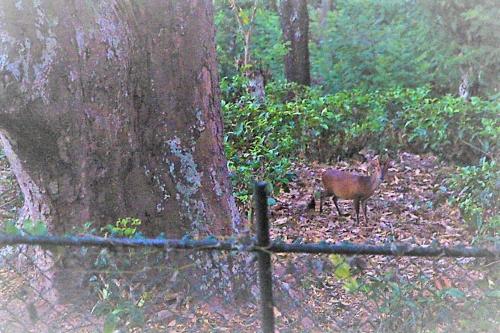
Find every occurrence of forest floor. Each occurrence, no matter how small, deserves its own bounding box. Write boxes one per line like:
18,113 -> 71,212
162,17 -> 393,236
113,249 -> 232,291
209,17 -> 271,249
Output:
0,151 -> 497,332
182,151 -> 495,332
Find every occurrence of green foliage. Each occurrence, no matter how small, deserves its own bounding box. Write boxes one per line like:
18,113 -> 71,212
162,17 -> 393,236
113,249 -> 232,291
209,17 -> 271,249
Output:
447,159 -> 499,238
329,254 -> 360,292
22,219 -> 48,236
215,1 -> 287,79
101,217 -> 142,238
329,254 -> 498,332
360,270 -> 499,332
223,77 -> 497,204
1,219 -> 47,236
222,78 -> 298,202
89,217 -> 146,331
395,89 -> 499,162
362,272 -> 445,332
420,0 -> 500,97
2,220 -> 20,235
310,0 -> 448,92
251,7 -> 288,77
223,76 -> 390,201
215,0 -> 498,97
91,270 -> 145,332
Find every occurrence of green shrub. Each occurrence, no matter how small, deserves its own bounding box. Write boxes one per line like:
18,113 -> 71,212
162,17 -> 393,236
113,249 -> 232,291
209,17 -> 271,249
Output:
360,268 -> 498,333
222,77 -> 388,202
398,91 -> 499,163
309,0 -> 449,93
101,217 -> 142,238
222,77 -> 498,204
447,159 -> 499,239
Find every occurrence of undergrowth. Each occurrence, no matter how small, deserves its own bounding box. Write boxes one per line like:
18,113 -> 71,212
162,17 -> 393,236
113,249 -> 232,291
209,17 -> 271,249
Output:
222,76 -> 499,237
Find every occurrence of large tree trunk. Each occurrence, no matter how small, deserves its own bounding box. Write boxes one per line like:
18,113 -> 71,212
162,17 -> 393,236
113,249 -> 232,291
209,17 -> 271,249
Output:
0,0 -> 244,306
279,0 -> 311,85
0,0 -> 240,237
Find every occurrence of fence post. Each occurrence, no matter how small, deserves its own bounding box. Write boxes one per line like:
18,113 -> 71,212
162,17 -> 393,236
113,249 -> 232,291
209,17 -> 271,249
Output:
254,181 -> 275,333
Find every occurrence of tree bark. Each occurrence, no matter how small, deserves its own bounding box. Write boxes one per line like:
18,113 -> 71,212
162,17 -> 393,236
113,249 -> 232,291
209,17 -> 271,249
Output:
279,0 -> 311,85
0,0 -> 240,237
458,66 -> 479,101
0,0 -> 247,307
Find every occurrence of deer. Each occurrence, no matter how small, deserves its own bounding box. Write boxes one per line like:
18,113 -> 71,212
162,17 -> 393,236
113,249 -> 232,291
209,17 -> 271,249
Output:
310,157 -> 389,224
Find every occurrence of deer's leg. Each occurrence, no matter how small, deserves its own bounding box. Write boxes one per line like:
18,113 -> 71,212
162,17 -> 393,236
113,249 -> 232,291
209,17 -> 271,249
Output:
354,199 -> 360,223
362,200 -> 368,223
333,195 -> 344,216
319,191 -> 325,213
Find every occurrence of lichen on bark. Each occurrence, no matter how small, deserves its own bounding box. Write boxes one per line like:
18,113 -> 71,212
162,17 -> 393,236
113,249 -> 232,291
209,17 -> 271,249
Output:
0,0 -> 240,236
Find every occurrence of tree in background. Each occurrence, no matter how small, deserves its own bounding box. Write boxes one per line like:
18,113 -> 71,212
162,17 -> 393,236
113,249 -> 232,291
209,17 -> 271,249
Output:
229,0 -> 259,68
421,0 -> 500,98
215,0 -> 498,97
279,0 -> 311,85
228,0 -> 268,101
0,0 -> 240,238
215,1 -> 286,80
318,0 -> 333,30
264,0 -> 278,12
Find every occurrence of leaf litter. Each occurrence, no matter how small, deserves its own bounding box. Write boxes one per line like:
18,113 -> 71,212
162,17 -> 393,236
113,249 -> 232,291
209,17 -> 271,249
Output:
0,151 -> 497,332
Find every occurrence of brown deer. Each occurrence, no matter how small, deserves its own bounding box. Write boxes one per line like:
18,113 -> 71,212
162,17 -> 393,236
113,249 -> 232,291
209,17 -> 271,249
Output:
314,157 -> 389,223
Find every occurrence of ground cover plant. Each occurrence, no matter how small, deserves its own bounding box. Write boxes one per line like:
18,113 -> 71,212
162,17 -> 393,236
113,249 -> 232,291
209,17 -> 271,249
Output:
222,76 -> 498,238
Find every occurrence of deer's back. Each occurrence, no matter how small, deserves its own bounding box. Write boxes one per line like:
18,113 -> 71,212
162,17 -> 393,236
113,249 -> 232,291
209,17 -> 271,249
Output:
322,169 -> 373,199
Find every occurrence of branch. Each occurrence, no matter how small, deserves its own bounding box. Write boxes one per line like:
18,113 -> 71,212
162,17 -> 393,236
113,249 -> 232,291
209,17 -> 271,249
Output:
0,234 -> 498,258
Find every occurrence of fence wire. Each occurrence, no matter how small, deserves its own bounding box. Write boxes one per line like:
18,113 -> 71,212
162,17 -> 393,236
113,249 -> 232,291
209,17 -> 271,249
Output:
0,232 -> 498,333
1,243 -> 260,332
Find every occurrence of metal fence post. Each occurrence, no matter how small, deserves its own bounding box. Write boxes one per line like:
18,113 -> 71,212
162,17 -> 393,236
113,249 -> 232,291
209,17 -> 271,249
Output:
254,181 -> 275,333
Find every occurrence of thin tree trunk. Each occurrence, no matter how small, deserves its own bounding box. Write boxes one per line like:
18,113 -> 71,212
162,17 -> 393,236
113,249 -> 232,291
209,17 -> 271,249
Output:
266,0 -> 278,11
279,0 -> 311,85
458,66 -> 479,100
319,0 -> 333,29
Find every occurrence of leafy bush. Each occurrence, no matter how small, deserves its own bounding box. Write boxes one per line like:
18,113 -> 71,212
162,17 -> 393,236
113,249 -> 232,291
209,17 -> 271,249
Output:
222,77 -> 388,202
1,219 -> 47,236
101,217 -> 142,238
309,0 -> 449,93
330,254 -> 498,332
360,269 -> 499,333
222,78 -> 498,205
447,159 -> 499,239
89,217 -> 155,332
397,90 -> 499,163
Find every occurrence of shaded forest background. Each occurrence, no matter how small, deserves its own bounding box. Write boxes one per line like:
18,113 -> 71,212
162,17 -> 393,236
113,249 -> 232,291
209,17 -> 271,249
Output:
216,0 -> 499,96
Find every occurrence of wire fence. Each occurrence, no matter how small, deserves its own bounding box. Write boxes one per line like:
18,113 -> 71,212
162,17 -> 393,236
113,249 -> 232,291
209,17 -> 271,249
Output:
0,182 -> 498,332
